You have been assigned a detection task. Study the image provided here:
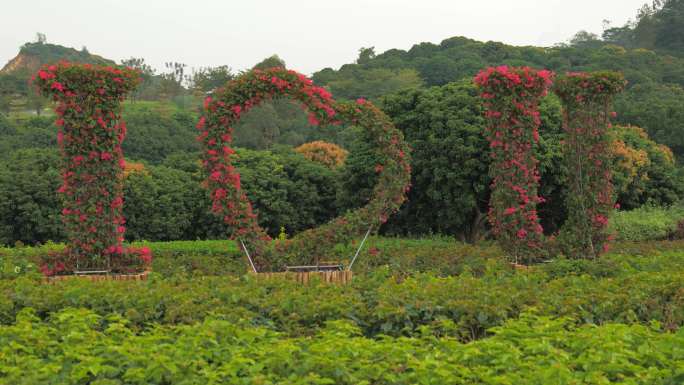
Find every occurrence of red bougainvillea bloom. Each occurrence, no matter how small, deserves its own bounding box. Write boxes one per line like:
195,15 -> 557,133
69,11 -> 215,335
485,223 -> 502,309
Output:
554,71 -> 625,259
33,62 -> 152,275
504,207 -> 517,215
474,66 -> 553,264
51,82 -> 64,91
516,229 -> 528,239
199,67 -> 411,270
196,116 -> 206,129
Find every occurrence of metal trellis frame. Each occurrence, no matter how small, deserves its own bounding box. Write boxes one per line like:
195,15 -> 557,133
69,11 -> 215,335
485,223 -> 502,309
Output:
347,225 -> 373,271
240,239 -> 258,273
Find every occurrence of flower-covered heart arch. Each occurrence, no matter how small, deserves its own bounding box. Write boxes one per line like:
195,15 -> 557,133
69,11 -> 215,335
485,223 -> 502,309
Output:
198,68 -> 411,270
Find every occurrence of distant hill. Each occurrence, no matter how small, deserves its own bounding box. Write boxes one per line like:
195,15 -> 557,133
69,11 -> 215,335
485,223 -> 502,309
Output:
312,36 -> 684,99
603,0 -> 684,56
312,34 -> 684,156
313,0 -> 684,100
0,42 -> 117,115
0,42 -> 114,77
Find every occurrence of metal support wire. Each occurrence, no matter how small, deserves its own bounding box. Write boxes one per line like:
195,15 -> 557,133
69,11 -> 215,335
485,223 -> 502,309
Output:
347,226 -> 373,271
240,239 -> 258,273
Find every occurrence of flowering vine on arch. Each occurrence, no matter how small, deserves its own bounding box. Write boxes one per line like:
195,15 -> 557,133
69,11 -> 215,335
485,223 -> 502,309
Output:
33,62 -> 152,276
553,71 -> 625,259
199,67 -> 411,270
474,66 -> 554,263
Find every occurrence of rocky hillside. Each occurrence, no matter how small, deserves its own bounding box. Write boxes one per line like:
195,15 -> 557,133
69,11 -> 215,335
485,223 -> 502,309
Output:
1,42 -> 114,77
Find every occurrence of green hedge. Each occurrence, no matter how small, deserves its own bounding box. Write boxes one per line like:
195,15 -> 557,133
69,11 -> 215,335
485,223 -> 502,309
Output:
1,308 -> 682,384
0,237 -> 501,279
1,250 -> 683,339
610,205 -> 684,241
5,236 -> 684,279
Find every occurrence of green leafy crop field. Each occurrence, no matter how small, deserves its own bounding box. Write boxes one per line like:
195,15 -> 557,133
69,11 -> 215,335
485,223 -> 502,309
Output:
1,238 -> 684,383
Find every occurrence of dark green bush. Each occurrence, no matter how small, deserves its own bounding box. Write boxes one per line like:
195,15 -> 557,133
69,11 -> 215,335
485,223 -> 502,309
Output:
0,148 -> 63,245
0,147 -> 340,245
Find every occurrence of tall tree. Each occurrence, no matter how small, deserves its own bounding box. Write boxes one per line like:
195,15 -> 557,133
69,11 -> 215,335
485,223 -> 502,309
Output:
253,55 -> 286,70
357,47 -> 376,64
188,65 -> 234,94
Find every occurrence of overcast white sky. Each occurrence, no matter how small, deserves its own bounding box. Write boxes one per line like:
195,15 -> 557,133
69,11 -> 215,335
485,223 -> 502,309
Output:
1,0 -> 648,75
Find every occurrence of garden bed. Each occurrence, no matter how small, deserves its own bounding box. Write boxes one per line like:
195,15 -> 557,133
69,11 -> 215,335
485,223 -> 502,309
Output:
43,270 -> 149,284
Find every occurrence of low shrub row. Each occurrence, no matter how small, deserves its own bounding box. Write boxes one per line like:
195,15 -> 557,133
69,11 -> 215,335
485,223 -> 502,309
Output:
610,205 -> 684,241
5,236 -> 684,279
0,237 -> 501,279
1,250 -> 683,339
1,308 -> 682,384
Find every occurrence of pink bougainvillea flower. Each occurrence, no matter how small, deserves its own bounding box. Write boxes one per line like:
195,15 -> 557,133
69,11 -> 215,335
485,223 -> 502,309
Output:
474,66 -> 552,262
195,66 -> 411,269
196,116 -> 206,129
33,62 -> 143,275
504,207 -> 517,215
210,171 -> 222,181
307,113 -> 319,126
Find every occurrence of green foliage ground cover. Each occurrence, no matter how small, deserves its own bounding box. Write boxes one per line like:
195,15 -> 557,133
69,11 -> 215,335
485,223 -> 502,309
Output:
1,308 -> 682,384
1,239 -> 683,339
4,236 -> 684,277
1,240 -> 684,383
610,205 -> 684,241
1,237 -> 488,279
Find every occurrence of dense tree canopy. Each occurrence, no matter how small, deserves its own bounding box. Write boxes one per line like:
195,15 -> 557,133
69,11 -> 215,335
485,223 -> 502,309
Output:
612,125 -> 684,208
378,80 -> 489,240
2,3 -> 684,245
0,148 -> 62,245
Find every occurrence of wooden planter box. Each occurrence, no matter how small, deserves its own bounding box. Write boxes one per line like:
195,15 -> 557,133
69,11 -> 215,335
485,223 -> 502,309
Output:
253,270 -> 353,285
43,270 -> 150,284
510,263 -> 534,271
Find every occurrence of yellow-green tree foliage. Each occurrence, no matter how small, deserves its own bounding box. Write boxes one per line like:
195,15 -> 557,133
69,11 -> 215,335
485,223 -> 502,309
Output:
611,125 -> 679,208
295,141 -> 348,169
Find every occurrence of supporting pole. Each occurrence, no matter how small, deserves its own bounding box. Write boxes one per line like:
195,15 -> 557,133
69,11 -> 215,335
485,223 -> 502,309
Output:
348,225 -> 372,271
240,239 -> 258,273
